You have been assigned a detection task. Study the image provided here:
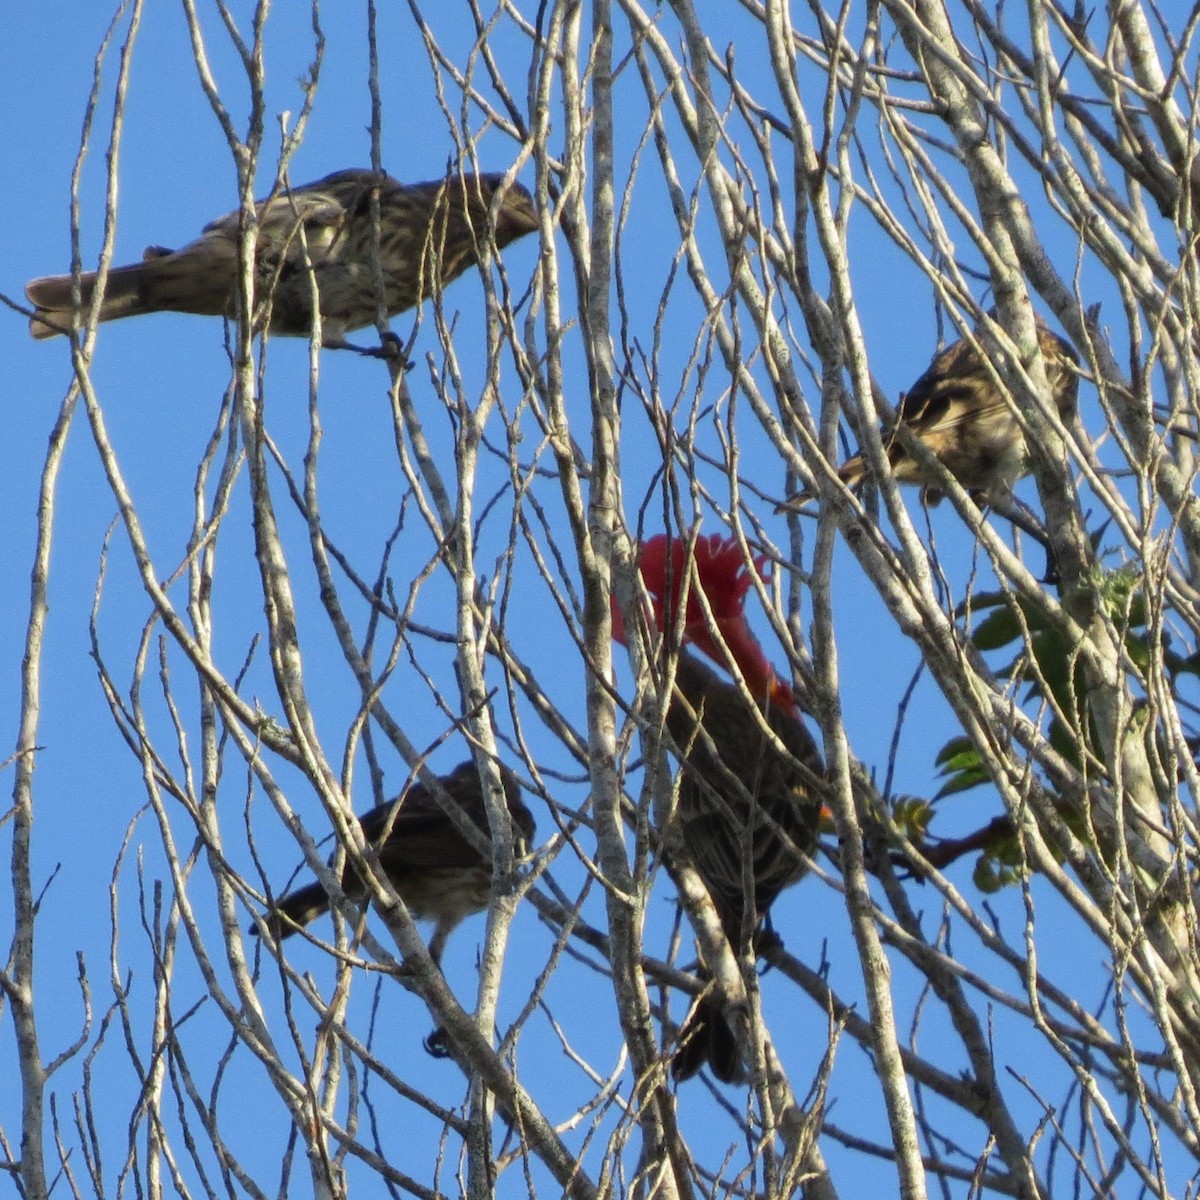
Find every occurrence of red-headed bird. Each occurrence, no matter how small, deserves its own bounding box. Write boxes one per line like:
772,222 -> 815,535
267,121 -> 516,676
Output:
259,760 -> 535,964
26,170 -> 537,350
617,533 -> 825,1082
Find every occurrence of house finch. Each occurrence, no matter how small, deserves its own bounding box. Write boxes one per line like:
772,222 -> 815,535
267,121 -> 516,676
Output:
617,534 -> 825,1083
259,760 -> 535,963
782,318 -> 1079,507
26,170 -> 537,350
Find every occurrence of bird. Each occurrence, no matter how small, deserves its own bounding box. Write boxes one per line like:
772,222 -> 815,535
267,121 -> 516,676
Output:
26,170 -> 538,350
781,317 -> 1079,508
258,760 -> 535,963
617,533 -> 825,1082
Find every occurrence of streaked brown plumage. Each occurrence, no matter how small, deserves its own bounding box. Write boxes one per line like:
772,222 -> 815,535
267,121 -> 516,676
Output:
784,318 -> 1079,507
666,653 -> 821,945
260,760 -> 535,962
664,651 -> 824,1083
26,170 -> 538,348
621,534 -> 825,1083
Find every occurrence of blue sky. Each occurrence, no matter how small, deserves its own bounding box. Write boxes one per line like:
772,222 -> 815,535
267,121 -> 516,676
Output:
2,4 -> 1170,1197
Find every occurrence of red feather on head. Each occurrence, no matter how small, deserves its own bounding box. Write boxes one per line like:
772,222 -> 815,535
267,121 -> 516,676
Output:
613,533 -> 796,712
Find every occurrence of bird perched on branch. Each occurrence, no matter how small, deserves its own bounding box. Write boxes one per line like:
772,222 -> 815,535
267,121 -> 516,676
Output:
258,760 -> 535,963
780,317 -> 1079,508
26,170 -> 538,351
616,533 -> 825,1083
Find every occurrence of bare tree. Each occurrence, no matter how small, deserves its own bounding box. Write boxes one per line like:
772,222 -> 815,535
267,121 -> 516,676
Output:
6,2 -> 1200,1198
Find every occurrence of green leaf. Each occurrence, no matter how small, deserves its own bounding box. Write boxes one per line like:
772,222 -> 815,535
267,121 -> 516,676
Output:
1124,631 -> 1151,674
953,590 -> 1009,620
933,736 -> 992,798
1048,716 -> 1085,769
968,605 -> 1025,652
973,855 -> 1022,893
934,736 -> 979,769
935,771 -> 992,800
890,796 -> 934,840
1026,628 -> 1079,712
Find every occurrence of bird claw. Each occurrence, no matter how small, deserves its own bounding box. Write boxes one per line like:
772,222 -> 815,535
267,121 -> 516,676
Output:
355,331 -> 412,365
319,331 -> 412,366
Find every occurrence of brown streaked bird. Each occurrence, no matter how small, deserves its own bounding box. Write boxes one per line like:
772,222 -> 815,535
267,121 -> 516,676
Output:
26,170 -> 538,350
616,534 -> 825,1083
781,317 -> 1079,508
259,760 -> 535,962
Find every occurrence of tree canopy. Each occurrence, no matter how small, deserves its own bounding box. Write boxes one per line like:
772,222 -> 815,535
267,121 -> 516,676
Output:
5,3 -> 1200,1198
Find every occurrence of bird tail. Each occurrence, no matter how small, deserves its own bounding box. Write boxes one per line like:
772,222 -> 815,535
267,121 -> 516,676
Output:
26,262 -> 157,339
258,882 -> 330,941
776,453 -> 869,512
26,241 -> 234,339
672,994 -> 742,1084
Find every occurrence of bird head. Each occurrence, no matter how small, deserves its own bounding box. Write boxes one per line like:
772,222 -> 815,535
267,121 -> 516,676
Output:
613,533 -> 797,712
475,174 -> 538,244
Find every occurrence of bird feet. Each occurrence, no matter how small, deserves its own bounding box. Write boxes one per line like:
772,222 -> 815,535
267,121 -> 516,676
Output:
324,330 -> 413,365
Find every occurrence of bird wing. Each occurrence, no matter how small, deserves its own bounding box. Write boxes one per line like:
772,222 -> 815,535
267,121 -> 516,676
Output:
196,171 -> 386,258
354,782 -> 488,873
897,323 -> 1079,437
892,337 -> 1004,436
355,796 -> 482,873
671,655 -> 820,930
